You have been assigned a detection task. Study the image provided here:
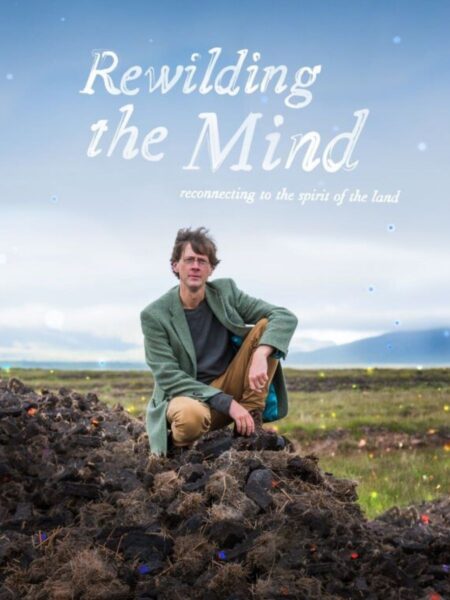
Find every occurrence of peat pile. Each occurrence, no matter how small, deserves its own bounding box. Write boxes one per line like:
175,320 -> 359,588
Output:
0,377 -> 448,600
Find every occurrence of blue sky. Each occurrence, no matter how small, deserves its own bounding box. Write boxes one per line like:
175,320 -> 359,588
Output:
1,1 -> 449,362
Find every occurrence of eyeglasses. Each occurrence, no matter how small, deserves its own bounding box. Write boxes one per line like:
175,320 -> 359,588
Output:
182,257 -> 210,267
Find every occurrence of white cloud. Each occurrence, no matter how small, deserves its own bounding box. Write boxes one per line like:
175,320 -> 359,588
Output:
44,310 -> 65,330
0,304 -> 144,344
0,209 -> 172,303
1,222 -> 449,361
290,328 -> 379,351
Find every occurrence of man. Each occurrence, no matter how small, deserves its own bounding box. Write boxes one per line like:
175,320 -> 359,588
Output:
140,227 -> 298,456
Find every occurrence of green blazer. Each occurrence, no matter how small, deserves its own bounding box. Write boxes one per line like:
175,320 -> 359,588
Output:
140,278 -> 298,455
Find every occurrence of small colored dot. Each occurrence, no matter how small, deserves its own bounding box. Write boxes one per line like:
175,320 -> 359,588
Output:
138,564 -> 150,575
6,73 -> 14,81
392,36 -> 402,44
387,224 -> 396,232
417,142 -> 427,151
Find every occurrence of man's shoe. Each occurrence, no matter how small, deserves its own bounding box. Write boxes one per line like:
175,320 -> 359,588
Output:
249,409 -> 265,434
167,444 -> 190,459
167,432 -> 191,459
232,409 -> 278,451
232,410 -> 263,438
249,409 -> 291,449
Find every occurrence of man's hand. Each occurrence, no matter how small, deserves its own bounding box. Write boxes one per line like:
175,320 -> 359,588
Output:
248,345 -> 273,392
229,399 -> 255,436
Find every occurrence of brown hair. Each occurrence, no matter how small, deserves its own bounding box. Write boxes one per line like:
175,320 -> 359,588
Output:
170,227 -> 220,278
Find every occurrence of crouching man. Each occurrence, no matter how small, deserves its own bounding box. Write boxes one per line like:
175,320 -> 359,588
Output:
140,227 -> 298,456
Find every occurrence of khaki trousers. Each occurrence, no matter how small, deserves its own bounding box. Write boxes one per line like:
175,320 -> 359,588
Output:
166,318 -> 279,447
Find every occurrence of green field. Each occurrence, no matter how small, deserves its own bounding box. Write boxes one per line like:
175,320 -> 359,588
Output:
2,367 -> 449,518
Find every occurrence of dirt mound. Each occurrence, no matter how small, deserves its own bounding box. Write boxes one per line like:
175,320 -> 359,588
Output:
0,377 -> 448,599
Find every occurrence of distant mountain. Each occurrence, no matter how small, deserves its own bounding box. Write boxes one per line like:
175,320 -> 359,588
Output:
0,361 -> 147,372
287,327 -> 450,367
1,328 -> 449,371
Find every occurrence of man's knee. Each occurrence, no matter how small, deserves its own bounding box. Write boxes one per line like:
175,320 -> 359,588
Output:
167,396 -> 211,444
254,317 -> 268,330
246,318 -> 269,344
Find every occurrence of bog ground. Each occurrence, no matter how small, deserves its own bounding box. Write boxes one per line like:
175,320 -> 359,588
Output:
1,376 -> 449,599
3,366 -> 449,518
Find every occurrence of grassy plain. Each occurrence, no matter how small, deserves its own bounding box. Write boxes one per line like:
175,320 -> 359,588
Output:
2,367 -> 449,518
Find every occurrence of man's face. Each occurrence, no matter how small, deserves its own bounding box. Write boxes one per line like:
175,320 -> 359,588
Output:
173,243 -> 213,292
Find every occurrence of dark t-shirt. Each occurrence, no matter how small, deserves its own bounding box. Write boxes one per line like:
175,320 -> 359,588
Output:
184,299 -> 235,414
